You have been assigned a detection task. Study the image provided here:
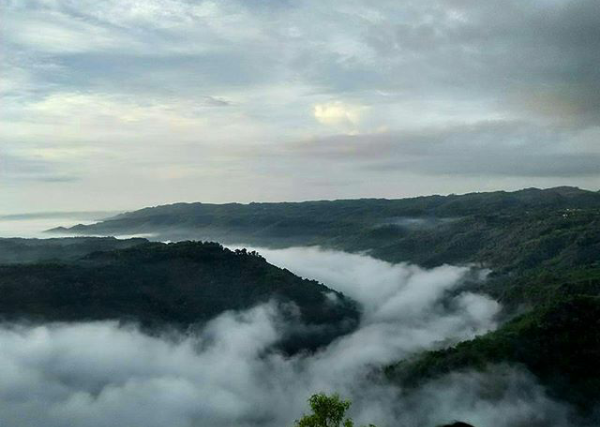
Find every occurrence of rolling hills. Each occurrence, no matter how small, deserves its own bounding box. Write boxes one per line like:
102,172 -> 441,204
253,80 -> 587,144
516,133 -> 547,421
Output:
51,187 -> 600,271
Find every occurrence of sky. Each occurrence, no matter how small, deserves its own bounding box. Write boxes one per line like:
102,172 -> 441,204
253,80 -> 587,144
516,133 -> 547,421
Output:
2,0 -> 600,214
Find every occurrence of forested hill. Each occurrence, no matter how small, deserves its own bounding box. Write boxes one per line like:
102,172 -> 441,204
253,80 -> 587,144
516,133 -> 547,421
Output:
386,295 -> 600,412
0,241 -> 359,352
52,187 -> 600,273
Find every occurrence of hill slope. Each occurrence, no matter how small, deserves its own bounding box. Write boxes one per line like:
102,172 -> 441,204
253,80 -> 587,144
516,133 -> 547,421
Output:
386,295 -> 600,411
0,241 -> 359,352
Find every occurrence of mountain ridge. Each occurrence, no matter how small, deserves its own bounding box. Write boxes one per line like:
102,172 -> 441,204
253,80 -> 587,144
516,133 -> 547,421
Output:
49,187 -> 600,278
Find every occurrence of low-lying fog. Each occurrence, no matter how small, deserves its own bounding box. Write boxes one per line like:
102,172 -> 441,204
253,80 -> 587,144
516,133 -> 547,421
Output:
0,214 -> 150,240
0,247 -> 573,427
0,216 -> 96,239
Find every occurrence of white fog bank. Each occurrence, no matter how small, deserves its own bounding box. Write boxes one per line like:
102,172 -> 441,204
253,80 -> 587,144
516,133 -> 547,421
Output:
0,247 -> 574,427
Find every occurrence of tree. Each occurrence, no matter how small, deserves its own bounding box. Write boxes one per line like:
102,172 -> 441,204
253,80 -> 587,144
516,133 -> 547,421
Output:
294,393 -> 376,427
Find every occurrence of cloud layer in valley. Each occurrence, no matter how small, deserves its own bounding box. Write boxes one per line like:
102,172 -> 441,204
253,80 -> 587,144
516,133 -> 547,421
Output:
0,248 -> 576,427
2,0 -> 600,213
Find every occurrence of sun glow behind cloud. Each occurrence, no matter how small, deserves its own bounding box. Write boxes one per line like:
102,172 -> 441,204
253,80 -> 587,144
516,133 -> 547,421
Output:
313,101 -> 365,132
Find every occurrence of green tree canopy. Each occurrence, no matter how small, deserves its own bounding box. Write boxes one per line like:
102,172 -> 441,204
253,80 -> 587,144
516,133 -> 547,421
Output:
294,393 -> 376,427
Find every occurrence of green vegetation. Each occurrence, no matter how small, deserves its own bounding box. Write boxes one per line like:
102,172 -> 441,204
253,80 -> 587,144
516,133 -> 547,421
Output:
53,187 -> 600,311
0,241 -> 359,353
54,186 -> 600,273
295,393 -> 376,427
295,393 -> 472,427
386,295 -> 600,410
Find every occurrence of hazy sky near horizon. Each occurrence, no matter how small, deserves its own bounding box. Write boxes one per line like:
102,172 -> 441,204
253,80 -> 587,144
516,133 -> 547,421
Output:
2,0 -> 600,213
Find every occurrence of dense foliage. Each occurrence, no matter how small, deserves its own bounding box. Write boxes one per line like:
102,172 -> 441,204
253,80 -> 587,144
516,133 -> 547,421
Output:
386,296 -> 600,410
0,241 -> 359,352
54,187 -> 600,274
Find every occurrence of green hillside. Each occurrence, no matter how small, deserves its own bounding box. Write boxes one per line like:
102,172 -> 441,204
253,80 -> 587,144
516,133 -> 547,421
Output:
52,187 -> 600,272
386,295 -> 600,411
53,187 -> 600,309
0,241 -> 359,353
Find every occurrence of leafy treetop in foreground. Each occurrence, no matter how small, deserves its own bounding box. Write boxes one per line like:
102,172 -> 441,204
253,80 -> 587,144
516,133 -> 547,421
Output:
295,393 -> 375,427
295,393 -> 474,427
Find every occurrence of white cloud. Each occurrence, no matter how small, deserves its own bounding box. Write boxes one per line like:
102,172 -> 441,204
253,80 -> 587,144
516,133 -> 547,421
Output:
2,10 -> 139,54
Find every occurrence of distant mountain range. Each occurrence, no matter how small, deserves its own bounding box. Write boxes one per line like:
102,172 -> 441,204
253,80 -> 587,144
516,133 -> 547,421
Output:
52,186 -> 600,273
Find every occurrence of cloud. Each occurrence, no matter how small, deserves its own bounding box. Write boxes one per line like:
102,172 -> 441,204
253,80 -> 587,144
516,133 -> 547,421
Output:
0,247 -> 577,427
3,10 -> 139,55
0,152 -> 80,183
395,366 -> 573,427
313,101 -> 365,131
287,121 -> 600,178
202,96 -> 232,107
3,0 -> 600,211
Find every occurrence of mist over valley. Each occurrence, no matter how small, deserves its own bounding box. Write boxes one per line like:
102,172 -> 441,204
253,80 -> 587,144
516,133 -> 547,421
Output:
1,188 -> 600,426
3,0 -> 600,424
